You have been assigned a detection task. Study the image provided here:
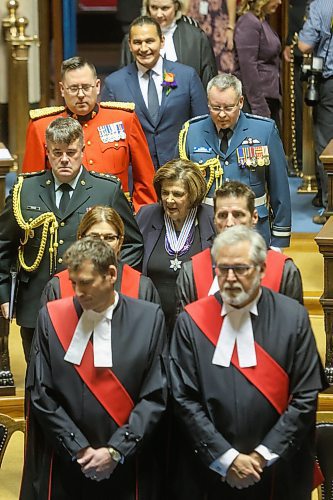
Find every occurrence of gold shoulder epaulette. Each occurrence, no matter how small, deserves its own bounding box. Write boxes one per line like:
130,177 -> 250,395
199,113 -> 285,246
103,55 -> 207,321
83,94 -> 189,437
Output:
100,101 -> 135,112
29,106 -> 65,120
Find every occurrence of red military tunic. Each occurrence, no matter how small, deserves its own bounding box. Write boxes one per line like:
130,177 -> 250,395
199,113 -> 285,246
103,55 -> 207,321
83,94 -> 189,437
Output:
22,103 -> 157,212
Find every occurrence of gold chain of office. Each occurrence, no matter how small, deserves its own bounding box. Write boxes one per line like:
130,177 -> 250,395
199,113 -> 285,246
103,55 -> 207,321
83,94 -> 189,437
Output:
12,176 -> 59,273
178,120 -> 223,193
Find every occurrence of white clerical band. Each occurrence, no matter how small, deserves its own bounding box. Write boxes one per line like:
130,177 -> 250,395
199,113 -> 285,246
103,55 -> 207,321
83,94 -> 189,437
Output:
64,292 -> 119,367
212,297 -> 259,368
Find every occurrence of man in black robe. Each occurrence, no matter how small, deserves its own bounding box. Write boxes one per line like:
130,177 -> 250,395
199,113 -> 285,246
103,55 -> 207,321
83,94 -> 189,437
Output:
20,237 -> 167,500
170,225 -> 326,500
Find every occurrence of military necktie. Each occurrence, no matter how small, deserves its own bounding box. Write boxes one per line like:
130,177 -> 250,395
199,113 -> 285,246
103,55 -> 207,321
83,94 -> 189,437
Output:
59,183 -> 72,215
147,69 -> 159,123
220,128 -> 231,155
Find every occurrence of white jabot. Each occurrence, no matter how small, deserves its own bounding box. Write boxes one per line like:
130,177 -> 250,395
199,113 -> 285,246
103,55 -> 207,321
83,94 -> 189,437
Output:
212,292 -> 261,368
64,292 -> 119,367
161,22 -> 178,61
208,275 -> 219,296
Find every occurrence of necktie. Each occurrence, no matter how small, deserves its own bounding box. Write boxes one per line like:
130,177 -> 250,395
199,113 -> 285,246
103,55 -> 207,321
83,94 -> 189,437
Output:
59,183 -> 72,214
220,128 -> 230,155
147,70 -> 159,123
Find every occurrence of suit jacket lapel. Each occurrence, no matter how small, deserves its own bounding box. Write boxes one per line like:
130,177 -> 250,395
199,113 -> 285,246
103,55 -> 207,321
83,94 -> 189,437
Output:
39,170 -> 57,213
126,63 -> 154,125
142,208 -> 164,274
203,117 -> 220,156
62,168 -> 91,219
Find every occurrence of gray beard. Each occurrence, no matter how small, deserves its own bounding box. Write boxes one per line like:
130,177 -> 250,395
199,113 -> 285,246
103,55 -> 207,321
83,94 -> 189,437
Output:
220,272 -> 261,307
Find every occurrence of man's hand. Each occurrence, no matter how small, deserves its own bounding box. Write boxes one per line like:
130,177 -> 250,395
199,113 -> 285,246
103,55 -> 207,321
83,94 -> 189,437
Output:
1,302 -> 9,320
77,446 -> 118,482
226,453 -> 263,489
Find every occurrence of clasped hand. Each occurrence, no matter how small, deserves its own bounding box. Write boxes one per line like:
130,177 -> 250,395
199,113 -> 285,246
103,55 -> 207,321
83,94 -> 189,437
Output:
77,446 -> 118,482
224,452 -> 266,489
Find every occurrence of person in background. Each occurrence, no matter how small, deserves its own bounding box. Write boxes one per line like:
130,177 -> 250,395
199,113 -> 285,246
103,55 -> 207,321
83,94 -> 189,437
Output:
185,0 -> 237,73
178,73 -> 291,249
101,16 -> 208,169
136,158 -> 215,335
116,0 -> 141,34
234,0 -> 282,130
170,225 -> 327,500
41,205 -> 160,305
176,181 -> 303,312
120,0 -> 217,90
298,0 -> 333,224
20,237 -> 167,500
22,56 -> 156,212
0,117 -> 143,361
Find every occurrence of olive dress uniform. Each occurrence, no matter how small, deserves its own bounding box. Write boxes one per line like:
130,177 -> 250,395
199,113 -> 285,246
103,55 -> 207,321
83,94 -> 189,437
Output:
178,111 -> 291,248
0,167 -> 143,358
22,103 -> 156,212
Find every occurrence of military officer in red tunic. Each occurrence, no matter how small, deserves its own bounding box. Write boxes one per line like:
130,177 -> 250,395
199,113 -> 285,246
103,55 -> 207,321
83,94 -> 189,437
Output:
22,56 -> 156,212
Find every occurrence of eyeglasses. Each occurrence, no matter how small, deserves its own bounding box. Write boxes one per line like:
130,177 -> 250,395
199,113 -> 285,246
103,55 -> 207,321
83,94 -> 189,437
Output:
65,84 -> 95,95
208,102 -> 239,114
87,233 -> 120,243
217,264 -> 256,277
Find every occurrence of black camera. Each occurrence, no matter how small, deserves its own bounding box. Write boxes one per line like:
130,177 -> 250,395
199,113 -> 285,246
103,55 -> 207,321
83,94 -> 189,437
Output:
300,55 -> 324,106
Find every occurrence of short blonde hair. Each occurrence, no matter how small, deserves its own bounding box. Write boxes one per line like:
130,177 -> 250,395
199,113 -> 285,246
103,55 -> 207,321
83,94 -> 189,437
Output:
142,0 -> 183,21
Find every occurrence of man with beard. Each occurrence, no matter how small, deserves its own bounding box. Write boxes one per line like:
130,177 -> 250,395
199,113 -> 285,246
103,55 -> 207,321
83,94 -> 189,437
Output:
170,225 -> 326,499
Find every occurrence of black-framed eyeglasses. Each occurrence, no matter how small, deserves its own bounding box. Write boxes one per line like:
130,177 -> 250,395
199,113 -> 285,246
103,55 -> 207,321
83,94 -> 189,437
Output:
217,264 -> 256,277
87,233 -> 120,243
65,84 -> 95,95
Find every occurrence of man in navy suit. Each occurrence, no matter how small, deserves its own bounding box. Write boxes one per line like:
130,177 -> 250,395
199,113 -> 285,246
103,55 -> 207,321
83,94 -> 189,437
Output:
101,15 -> 208,168
178,73 -> 291,249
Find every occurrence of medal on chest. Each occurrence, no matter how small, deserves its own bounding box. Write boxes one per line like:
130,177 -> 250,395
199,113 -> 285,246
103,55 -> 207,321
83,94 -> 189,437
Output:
164,208 -> 197,272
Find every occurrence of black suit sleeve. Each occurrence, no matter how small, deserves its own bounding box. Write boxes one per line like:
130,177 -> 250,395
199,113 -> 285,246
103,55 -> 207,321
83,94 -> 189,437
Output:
199,29 -> 218,90
110,181 -> 143,270
40,276 -> 61,308
119,34 -> 134,68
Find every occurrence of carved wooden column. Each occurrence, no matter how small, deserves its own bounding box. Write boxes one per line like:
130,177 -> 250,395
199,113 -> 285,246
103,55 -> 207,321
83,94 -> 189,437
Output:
315,139 -> 333,383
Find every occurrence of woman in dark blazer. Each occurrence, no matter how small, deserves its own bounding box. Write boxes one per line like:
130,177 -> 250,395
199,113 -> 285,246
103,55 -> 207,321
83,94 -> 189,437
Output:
120,0 -> 217,90
234,0 -> 282,129
136,159 -> 215,336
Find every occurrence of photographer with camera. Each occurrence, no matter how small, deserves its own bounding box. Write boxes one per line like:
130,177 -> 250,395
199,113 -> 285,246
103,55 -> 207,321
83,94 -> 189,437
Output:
298,0 -> 333,224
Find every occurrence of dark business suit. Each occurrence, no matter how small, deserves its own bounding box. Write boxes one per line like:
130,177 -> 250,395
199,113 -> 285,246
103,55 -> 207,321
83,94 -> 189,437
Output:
179,111 -> 291,248
101,59 -> 208,168
120,16 -> 217,90
0,168 -> 143,335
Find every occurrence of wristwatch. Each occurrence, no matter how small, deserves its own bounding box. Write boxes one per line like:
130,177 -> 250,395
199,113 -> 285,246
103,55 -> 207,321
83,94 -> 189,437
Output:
108,447 -> 122,463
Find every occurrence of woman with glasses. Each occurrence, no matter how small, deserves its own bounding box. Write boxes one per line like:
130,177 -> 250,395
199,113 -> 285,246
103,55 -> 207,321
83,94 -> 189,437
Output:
41,205 -> 160,304
234,0 -> 282,129
120,0 -> 217,90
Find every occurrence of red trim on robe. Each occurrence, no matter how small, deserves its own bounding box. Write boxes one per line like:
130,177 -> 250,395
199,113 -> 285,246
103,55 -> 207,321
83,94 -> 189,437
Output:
47,297 -> 134,427
185,295 -> 289,414
262,250 -> 289,292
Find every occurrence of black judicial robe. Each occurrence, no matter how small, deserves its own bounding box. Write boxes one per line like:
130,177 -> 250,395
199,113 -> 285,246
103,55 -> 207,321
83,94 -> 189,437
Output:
20,294 -> 167,500
170,288 -> 327,500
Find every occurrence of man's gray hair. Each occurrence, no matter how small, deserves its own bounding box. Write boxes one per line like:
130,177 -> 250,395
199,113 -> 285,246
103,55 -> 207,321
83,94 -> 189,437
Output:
207,73 -> 243,99
46,117 -> 84,146
211,225 -> 267,266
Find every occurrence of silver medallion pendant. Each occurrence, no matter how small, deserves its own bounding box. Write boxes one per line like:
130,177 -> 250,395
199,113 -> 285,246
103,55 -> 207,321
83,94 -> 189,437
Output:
170,257 -> 182,271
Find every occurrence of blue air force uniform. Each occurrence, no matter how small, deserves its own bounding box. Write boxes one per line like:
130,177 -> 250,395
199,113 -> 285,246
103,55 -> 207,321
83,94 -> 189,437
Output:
178,111 -> 291,248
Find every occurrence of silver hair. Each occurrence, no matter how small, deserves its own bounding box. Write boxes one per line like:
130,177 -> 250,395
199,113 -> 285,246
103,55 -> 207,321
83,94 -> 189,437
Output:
207,73 -> 243,99
211,225 -> 267,266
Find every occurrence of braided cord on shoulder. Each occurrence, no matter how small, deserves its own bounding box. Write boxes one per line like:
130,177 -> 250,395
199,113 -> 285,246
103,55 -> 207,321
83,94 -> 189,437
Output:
12,177 -> 59,273
178,121 -> 224,194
